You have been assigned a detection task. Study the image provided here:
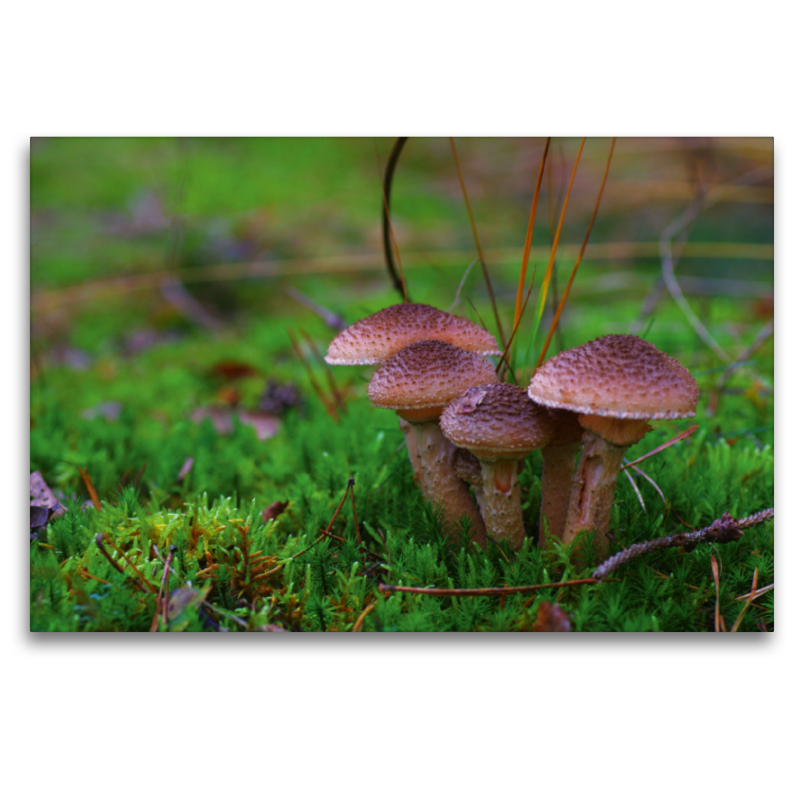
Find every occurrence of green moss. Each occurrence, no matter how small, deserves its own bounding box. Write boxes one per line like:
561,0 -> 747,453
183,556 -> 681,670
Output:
30,138 -> 774,632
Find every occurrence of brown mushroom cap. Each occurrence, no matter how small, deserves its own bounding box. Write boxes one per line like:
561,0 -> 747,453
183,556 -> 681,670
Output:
440,383 -> 553,460
367,340 -> 497,418
527,335 -> 699,420
325,303 -> 501,365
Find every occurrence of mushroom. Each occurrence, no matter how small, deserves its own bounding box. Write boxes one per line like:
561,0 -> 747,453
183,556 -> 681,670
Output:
453,447 -> 485,509
368,340 -> 498,545
538,408 -> 585,546
527,335 -> 699,559
440,383 -> 553,550
325,303 -> 501,489
325,303 -> 501,366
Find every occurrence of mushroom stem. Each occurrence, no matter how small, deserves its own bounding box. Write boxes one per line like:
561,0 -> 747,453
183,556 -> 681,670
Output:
477,458 -> 525,551
398,418 -> 424,487
539,440 -> 582,546
454,448 -> 486,518
561,431 -> 627,558
413,421 -> 487,546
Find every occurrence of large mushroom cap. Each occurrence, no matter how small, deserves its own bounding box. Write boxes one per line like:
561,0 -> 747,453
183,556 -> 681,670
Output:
527,335 -> 699,420
440,383 -> 552,459
325,303 -> 501,365
368,340 -> 497,415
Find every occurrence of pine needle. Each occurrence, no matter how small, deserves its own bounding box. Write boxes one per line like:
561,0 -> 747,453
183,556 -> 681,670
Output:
529,138 -> 586,367
287,328 -> 340,422
710,553 -> 725,632
77,466 -> 102,512
495,263 -> 538,380
622,468 -> 647,512
299,328 -> 346,414
729,568 -> 759,633
621,425 -> 699,471
513,138 -> 550,330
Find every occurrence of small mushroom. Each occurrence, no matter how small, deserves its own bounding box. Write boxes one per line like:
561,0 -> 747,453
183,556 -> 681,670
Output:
440,383 -> 553,550
325,303 -> 501,366
528,335 -> 699,559
368,340 -> 498,544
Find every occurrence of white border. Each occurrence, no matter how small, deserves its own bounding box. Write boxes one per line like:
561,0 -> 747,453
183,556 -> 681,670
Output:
7,3 -> 793,797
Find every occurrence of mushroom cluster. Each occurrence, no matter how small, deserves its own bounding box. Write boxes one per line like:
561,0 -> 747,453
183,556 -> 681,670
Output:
368,339 -> 497,543
326,304 -> 502,545
326,304 -> 698,562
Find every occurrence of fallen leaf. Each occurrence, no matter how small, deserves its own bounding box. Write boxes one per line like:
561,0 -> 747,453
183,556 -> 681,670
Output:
123,328 -> 162,356
30,505 -> 62,539
190,406 -> 235,435
753,295 -> 773,320
30,506 -> 51,529
81,401 -> 122,421
167,584 -> 212,623
262,500 -> 290,523
190,407 -> 279,440
211,360 -> 258,381
30,471 -> 62,512
258,380 -> 303,415
532,601 -> 571,632
177,457 -> 194,481
215,386 -> 240,406
48,345 -> 92,370
447,386 -> 489,415
237,411 -> 279,440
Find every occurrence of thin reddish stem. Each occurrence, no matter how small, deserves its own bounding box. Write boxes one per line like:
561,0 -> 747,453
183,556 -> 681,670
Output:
536,138 -> 616,369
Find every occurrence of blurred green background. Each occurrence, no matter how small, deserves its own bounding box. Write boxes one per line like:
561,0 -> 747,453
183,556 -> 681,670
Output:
30,136 -> 774,471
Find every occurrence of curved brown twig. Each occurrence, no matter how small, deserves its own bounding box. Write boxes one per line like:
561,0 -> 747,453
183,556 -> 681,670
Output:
382,137 -> 410,302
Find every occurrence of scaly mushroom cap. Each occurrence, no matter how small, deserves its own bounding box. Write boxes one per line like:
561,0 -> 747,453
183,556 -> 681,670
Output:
325,303 -> 501,365
527,335 -> 699,420
440,383 -> 552,460
368,340 -> 497,418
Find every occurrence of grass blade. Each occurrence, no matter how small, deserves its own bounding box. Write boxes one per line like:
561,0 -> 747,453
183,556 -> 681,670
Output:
536,137 -> 615,369
449,137 -> 506,348
622,468 -> 646,512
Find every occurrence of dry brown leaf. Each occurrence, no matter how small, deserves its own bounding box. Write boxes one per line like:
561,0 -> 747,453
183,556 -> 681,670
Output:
262,500 -> 290,523
190,407 -> 278,440
532,601 -> 571,632
237,411 -> 279,440
30,471 -> 59,507
211,360 -> 259,381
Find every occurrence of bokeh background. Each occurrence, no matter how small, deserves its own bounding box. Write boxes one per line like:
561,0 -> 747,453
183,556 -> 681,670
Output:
30,137 -> 774,484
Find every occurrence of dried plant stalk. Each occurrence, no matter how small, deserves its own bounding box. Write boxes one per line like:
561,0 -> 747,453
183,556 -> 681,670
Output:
592,508 -> 774,581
